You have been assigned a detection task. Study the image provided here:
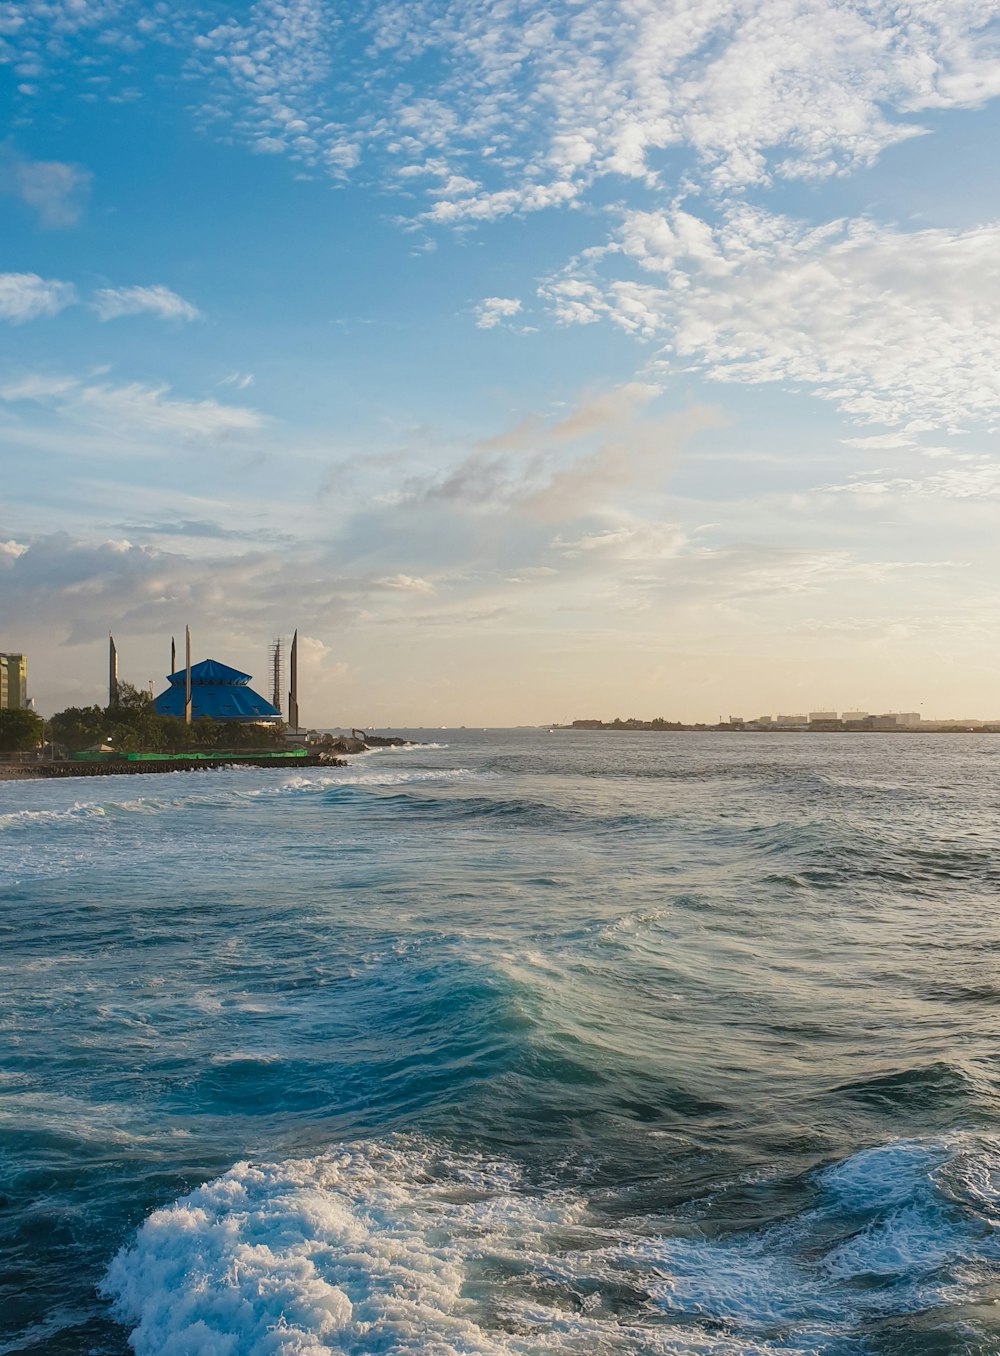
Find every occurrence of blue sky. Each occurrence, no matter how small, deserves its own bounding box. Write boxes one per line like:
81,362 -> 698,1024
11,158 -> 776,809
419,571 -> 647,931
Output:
3,0 -> 1000,724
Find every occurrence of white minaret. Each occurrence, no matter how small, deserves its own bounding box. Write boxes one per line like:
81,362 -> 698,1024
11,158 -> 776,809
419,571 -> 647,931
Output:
109,634 -> 119,707
184,625 -> 192,725
288,630 -> 299,732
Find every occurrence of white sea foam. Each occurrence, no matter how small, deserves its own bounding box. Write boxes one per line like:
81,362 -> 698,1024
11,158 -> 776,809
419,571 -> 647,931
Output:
946,1137 -> 1000,1220
333,768 -> 478,787
637,1237 -> 840,1327
103,1139 -> 559,1356
0,801 -> 108,830
821,1201 -> 966,1285
242,767 -> 481,798
818,1137 -> 948,1209
103,1135 -> 1000,1356
0,763 -> 479,847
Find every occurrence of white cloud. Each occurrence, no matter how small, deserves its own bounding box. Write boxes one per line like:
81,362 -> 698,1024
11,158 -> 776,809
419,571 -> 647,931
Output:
90,285 -> 202,322
676,545 -> 968,601
0,275 -> 203,326
0,373 -> 79,401
841,434 -> 918,450
18,0 -> 980,218
373,573 -> 434,592
368,0 -> 1000,212
425,179 -> 580,225
474,296 -> 522,329
556,520 -> 688,561
0,145 -> 92,227
0,371 -> 264,440
828,460 -> 1000,500
542,207 -> 1000,431
188,0 -> 348,172
0,272 -> 76,322
74,382 -> 262,436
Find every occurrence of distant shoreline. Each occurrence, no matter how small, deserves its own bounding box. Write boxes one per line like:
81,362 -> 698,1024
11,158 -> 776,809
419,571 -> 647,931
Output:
554,723 -> 1000,734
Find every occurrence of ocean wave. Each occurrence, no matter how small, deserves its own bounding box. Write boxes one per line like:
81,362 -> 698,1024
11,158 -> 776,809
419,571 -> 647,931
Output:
0,801 -> 109,830
323,768 -> 482,789
0,767 -> 483,842
233,768 -> 484,799
831,1061 -> 995,1115
103,1134 -> 1000,1355
306,789 -> 675,838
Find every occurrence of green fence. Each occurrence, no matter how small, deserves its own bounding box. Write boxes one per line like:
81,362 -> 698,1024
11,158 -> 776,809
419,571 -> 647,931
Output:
70,749 -> 308,763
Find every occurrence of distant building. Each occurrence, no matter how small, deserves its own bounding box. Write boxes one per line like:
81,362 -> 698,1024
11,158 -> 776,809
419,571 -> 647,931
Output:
893,712 -> 921,726
153,659 -> 281,723
809,711 -> 838,722
0,653 -> 27,710
755,715 -> 773,725
776,714 -> 808,726
842,711 -> 868,722
727,715 -> 744,725
870,715 -> 901,730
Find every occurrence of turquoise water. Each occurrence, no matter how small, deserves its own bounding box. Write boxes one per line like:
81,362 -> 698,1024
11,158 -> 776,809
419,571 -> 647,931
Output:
1,731 -> 998,1354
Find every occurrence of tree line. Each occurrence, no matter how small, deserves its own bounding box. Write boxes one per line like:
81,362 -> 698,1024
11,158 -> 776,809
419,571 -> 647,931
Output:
0,684 -> 288,754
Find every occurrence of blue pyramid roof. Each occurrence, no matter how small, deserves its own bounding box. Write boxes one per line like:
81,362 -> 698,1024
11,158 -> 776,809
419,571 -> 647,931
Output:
154,658 -> 280,722
165,658 -> 252,687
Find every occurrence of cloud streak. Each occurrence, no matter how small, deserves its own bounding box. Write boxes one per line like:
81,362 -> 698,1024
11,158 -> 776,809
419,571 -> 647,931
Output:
0,370 -> 263,441
90,285 -> 202,322
393,385 -> 722,520
0,273 -> 77,322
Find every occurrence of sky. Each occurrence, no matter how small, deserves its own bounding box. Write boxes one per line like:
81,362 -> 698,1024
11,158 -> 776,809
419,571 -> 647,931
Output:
3,0 -> 1000,726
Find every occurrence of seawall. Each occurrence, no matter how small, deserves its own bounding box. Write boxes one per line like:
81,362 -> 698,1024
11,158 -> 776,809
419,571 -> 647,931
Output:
1,755 -> 346,780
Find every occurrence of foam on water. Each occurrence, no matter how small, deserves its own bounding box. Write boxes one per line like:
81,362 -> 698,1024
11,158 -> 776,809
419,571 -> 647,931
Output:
0,764 -> 478,823
0,801 -> 109,830
0,762 -> 485,886
103,1134 -> 1000,1355
264,767 -> 482,793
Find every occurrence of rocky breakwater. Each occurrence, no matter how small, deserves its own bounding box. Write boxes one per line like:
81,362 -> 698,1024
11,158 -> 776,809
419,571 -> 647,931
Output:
24,754 -> 347,779
312,733 -> 417,756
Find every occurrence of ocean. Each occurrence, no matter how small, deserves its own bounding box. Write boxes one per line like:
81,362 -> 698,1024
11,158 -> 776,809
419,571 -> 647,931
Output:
1,730 -> 998,1355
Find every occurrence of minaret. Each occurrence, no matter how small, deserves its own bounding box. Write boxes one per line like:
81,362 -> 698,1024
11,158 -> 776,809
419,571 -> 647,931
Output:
109,634 -> 119,707
184,625 -> 192,725
288,629 -> 299,732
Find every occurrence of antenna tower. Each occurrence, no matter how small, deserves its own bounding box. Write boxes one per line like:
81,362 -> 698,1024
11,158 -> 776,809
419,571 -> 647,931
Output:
270,637 -> 284,715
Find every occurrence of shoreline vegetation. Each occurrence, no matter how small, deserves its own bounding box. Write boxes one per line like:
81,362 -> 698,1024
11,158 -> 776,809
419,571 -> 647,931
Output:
0,682 -> 415,779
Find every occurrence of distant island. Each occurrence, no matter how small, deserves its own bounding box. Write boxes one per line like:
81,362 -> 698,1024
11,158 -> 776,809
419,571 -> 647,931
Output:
559,713 -> 1000,733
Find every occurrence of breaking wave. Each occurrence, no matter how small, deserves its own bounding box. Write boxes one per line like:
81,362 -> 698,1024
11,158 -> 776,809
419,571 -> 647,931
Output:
103,1134 -> 1000,1355
0,801 -> 109,830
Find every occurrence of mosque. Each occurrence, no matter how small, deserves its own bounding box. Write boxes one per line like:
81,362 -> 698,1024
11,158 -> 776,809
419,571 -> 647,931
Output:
153,659 -> 281,723
110,631 -> 299,730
